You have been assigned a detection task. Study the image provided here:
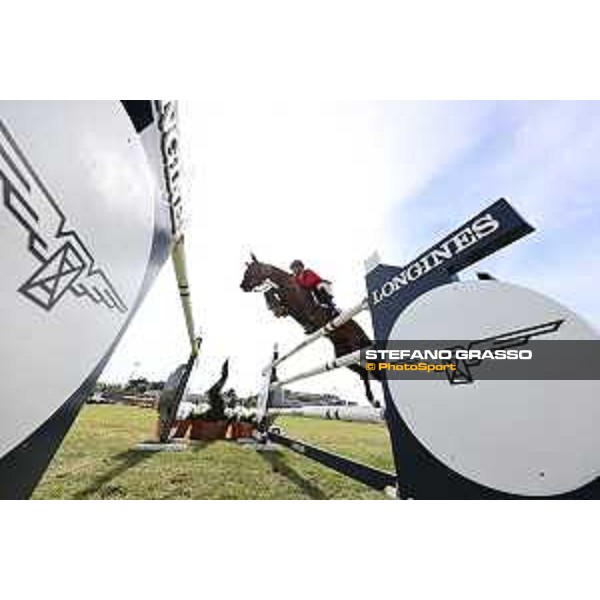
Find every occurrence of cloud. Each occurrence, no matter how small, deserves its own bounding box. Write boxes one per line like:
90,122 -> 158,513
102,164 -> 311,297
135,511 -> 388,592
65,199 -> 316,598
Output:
385,101 -> 600,330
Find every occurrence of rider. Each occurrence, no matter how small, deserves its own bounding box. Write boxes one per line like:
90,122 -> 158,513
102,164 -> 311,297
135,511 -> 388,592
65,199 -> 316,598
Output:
289,260 -> 339,316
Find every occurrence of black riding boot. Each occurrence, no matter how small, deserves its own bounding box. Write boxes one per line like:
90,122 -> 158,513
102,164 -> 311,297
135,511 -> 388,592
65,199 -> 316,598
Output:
317,290 -> 340,318
313,288 -> 335,310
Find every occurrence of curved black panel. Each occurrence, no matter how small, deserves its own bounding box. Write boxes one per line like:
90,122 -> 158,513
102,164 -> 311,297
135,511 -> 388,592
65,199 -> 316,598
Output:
121,101 -> 154,133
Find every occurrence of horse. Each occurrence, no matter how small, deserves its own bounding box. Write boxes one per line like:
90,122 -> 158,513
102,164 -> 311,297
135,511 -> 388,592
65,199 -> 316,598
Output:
240,254 -> 382,407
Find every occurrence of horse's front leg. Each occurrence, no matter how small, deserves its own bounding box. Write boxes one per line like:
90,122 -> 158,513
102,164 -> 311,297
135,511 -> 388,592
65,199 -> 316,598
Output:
264,289 -> 288,318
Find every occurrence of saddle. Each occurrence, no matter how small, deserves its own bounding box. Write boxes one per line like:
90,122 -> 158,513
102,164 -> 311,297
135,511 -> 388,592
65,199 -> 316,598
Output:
264,281 -> 339,333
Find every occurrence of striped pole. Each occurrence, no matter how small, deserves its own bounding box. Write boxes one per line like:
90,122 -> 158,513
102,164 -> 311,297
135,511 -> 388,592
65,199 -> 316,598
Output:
262,298 -> 368,375
171,236 -> 200,356
270,406 -> 384,423
156,100 -> 200,358
257,343 -> 278,426
269,349 -> 363,389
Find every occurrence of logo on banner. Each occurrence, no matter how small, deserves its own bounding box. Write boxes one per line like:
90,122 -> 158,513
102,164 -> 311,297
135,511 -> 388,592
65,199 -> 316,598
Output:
444,319 -> 564,384
371,213 -> 500,305
156,100 -> 185,239
0,119 -> 127,313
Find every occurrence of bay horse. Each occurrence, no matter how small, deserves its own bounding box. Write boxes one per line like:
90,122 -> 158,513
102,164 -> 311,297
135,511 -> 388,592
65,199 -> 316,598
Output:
240,255 -> 382,407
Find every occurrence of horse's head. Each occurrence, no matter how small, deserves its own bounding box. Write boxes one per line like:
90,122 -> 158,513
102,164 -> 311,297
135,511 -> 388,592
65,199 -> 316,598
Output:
240,253 -> 270,292
240,254 -> 292,318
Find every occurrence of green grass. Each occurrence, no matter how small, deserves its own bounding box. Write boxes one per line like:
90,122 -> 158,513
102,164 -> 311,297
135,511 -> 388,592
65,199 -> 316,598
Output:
33,405 -> 395,499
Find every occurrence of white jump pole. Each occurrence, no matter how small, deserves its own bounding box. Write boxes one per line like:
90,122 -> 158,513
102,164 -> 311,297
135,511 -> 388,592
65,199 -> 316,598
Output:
270,349 -> 363,389
171,236 -> 200,356
257,343 -> 278,426
156,100 -> 200,358
262,298 -> 368,375
271,406 -> 384,424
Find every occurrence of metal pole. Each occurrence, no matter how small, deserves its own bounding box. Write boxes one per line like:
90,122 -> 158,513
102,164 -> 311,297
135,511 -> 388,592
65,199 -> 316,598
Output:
171,235 -> 199,356
262,298 -> 368,374
268,430 -> 396,492
270,406 -> 384,423
270,349 -> 363,389
155,100 -> 200,358
257,343 -> 278,427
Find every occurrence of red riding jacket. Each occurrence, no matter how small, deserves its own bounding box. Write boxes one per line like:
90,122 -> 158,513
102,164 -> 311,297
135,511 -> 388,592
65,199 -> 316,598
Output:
294,269 -> 323,290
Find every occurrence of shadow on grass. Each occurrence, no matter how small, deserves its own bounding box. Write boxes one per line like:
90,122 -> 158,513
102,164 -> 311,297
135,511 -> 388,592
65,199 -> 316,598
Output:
258,450 -> 327,499
188,441 -> 212,452
73,449 -> 156,499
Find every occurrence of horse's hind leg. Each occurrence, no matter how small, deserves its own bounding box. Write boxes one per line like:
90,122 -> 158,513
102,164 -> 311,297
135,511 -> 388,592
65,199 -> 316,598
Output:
349,364 -> 381,408
363,373 -> 381,408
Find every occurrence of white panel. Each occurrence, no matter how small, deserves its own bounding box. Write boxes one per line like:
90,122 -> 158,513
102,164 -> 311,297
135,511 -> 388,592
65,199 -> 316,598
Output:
387,281 -> 600,496
0,102 -> 158,458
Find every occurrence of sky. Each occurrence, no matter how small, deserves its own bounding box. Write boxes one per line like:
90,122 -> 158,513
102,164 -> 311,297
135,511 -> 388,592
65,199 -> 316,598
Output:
101,101 -> 600,405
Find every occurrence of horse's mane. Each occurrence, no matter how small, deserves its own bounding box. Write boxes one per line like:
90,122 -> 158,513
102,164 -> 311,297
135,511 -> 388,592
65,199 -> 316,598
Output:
261,262 -> 294,285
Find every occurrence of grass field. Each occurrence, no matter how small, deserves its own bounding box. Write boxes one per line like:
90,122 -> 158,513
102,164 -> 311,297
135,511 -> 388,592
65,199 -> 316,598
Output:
33,405 -> 395,499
